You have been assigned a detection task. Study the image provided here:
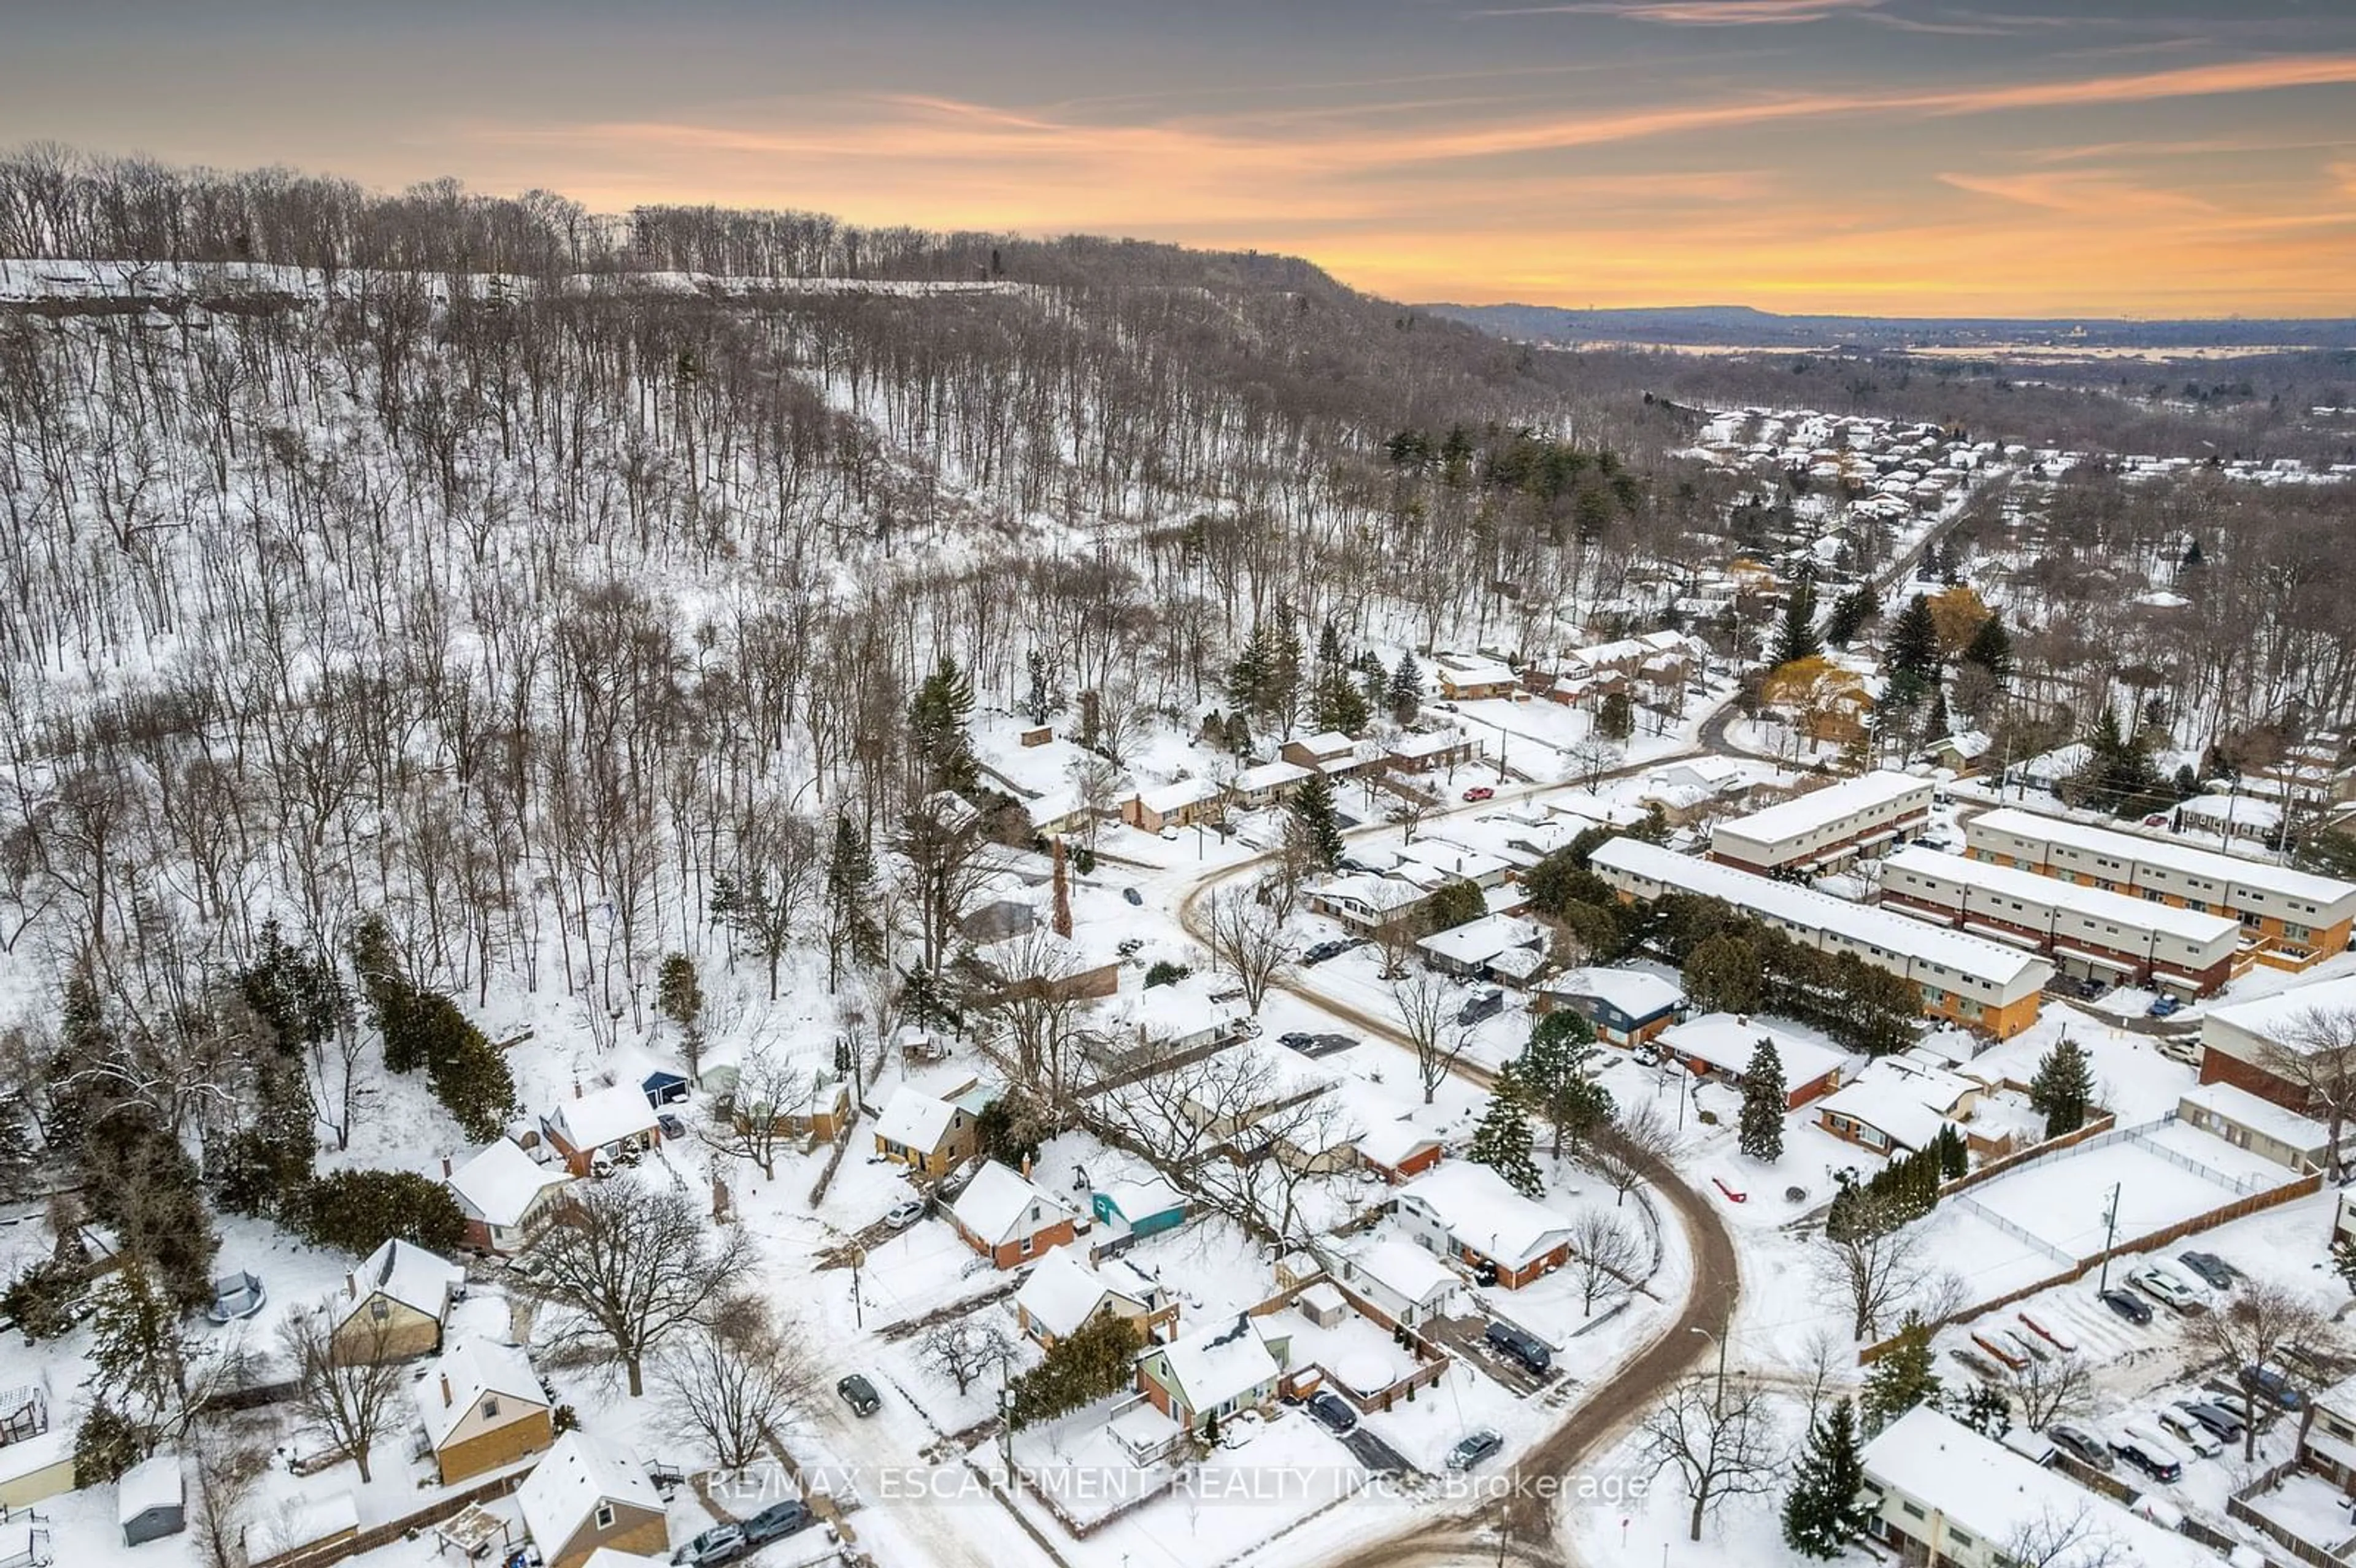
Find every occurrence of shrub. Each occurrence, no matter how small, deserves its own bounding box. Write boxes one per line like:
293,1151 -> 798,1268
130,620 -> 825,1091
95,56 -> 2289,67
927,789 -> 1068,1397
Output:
288,1169 -> 469,1256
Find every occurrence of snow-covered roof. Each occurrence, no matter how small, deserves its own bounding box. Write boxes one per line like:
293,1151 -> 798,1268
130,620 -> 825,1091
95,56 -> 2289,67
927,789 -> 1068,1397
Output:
1388,728 -> 1475,761
1436,657 -> 1517,688
952,1161 -> 1067,1247
1290,731 -> 1356,759
116,1454 -> 183,1524
1098,1175 -> 1184,1221
414,1339 -> 547,1450
1881,846 -> 2242,945
1861,1407 -> 2216,1568
1814,1077 -> 1953,1153
1398,1163 -> 1573,1270
1415,913 -> 1542,969
2177,1083 -> 2332,1150
1590,837 -> 2049,994
342,1238 -> 462,1321
1712,769 -> 1930,852
1659,1013 -> 1846,1088
1136,777 -> 1223,815
872,1087 -> 960,1150
1234,760 -> 1312,795
1015,1250 -> 1153,1339
547,1082 -> 658,1152
1970,805 -> 2356,910
1396,839 -> 1511,883
1353,1118 -> 1443,1169
1344,1238 -> 1460,1307
447,1139 -> 572,1228
1158,1313 -> 1280,1412
1542,966 -> 1684,1020
1312,873 -> 1428,915
2204,973 -> 2356,1052
517,1432 -> 660,1555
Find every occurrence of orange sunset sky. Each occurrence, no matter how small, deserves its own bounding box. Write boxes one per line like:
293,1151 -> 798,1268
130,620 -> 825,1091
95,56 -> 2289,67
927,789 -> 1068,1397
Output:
4,0 -> 2352,316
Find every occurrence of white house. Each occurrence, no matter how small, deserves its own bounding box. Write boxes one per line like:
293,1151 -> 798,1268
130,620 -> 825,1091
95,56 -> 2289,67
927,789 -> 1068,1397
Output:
1137,1313 -> 1284,1431
1331,1238 -> 1465,1328
445,1139 -> 574,1255
1393,1163 -> 1573,1289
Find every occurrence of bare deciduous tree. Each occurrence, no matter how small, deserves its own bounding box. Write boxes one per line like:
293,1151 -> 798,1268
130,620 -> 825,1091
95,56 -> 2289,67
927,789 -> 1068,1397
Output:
2271,1007 -> 2356,1172
279,1307 -> 410,1483
920,1316 -> 1017,1396
185,1416 -> 271,1568
1638,1373 -> 1777,1542
658,1296 -> 820,1472
1997,1503 -> 2131,1568
518,1177 -> 755,1396
1390,969 -> 1468,1105
1812,1194 -> 1942,1342
1569,1207 -> 1642,1317
2192,1280 -> 2331,1461
1203,888 -> 1295,1013
1589,1100 -> 1680,1209
2007,1351 -> 2092,1432
703,1046 -> 827,1182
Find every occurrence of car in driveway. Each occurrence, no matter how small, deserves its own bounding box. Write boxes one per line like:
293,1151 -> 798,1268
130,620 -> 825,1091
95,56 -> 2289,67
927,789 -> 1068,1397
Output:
1301,942 -> 1347,966
2130,1264 -> 2206,1314
2156,1405 -> 2223,1456
1123,887 -> 1144,906
2241,1363 -> 2306,1410
1305,1391 -> 1358,1435
1457,987 -> 1505,1026
1279,1031 -> 1319,1050
2172,1399 -> 2247,1444
837,1374 -> 882,1416
2109,1424 -> 2185,1482
1462,786 -> 1495,803
745,1500 -> 815,1544
2147,994 -> 2183,1018
883,1197 -> 926,1229
2098,1286 -> 2154,1324
1446,1428 -> 1503,1472
674,1523 -> 750,1566
2177,1251 -> 2240,1290
1485,1320 -> 1552,1375
2045,1423 -> 2112,1470
657,1112 -> 688,1140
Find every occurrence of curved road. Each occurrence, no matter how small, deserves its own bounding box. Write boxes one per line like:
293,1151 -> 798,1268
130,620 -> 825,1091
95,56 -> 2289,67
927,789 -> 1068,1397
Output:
1172,772 -> 1741,1568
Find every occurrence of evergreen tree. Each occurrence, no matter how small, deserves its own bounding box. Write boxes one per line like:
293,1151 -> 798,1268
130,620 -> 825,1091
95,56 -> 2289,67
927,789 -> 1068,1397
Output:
1024,650 -> 1057,726
823,816 -> 884,991
2332,1235 -> 2356,1296
1312,621 -> 1371,735
1934,1123 -> 1969,1181
1288,771 -> 1344,870
1781,1397 -> 1869,1559
1007,1310 -> 1145,1429
656,953 -> 704,1063
1515,1010 -> 1614,1158
1468,1069 -> 1544,1199
909,655 -> 980,792
1922,683 -> 1951,743
2028,1035 -> 2095,1139
1423,877 -> 1487,933
1597,690 -> 1634,742
1960,610 -> 2013,682
1738,1039 -> 1786,1163
1773,580 -> 1824,667
1227,622 -> 1273,716
83,1110 -> 217,1305
1860,1317 -> 1941,1433
1885,593 -> 1941,682
0,1113 -> 36,1204
1958,1383 -> 2011,1439
2180,537 -> 2206,573
1823,585 -> 1881,648
2068,705 -> 2167,818
1387,653 -> 1423,724
1682,932 -> 1763,1015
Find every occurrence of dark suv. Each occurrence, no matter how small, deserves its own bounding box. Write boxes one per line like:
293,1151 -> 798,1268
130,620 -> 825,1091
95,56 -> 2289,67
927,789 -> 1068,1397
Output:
745,1499 -> 814,1544
1458,988 -> 1506,1026
1485,1320 -> 1552,1375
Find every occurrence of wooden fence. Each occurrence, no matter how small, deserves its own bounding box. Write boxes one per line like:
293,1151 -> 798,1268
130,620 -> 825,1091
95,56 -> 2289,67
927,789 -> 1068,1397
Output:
245,1468 -> 528,1568
1859,1170 -> 2322,1364
1934,1110 -> 2118,1199
2227,1456 -> 2356,1568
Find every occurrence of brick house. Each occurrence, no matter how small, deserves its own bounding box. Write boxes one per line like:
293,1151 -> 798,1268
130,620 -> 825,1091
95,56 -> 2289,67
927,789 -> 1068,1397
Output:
948,1161 -> 1078,1269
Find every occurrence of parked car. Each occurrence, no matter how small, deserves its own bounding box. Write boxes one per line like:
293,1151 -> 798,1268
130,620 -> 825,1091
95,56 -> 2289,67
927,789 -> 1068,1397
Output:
1485,1320 -> 1552,1375
2108,1425 -> 2184,1483
1631,1044 -> 1663,1068
1305,1391 -> 1358,1435
656,1112 -> 687,1140
1457,988 -> 1506,1027
2172,1399 -> 2247,1444
1462,786 -> 1495,803
2147,995 -> 2183,1018
2046,1424 -> 2112,1470
2098,1286 -> 2154,1325
2177,1251 -> 2241,1290
1123,887 -> 1144,906
744,1501 -> 815,1545
674,1524 -> 750,1566
2241,1363 -> 2306,1410
2156,1405 -> 2223,1457
1302,942 -> 1347,966
883,1197 -> 926,1229
837,1374 -> 882,1416
1446,1428 -> 1504,1472
1218,1410 -> 1265,1450
2130,1265 -> 2206,1315
1279,1032 -> 1318,1050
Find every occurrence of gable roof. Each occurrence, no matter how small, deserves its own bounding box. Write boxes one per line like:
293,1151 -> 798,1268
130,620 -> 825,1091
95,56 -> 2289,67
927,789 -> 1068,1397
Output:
1014,1250 -> 1156,1340
413,1339 -> 548,1450
447,1139 -> 573,1228
1344,1238 -> 1461,1307
516,1432 -> 660,1555
1544,966 -> 1684,1021
342,1238 -> 462,1322
873,1088 -> 961,1150
1397,1163 -> 1574,1270
950,1161 -> 1066,1247
548,1082 -> 658,1151
1157,1313 -> 1280,1413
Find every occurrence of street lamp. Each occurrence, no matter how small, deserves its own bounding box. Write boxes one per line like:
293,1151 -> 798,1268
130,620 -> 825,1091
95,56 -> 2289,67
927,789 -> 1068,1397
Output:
1690,1323 -> 1729,1415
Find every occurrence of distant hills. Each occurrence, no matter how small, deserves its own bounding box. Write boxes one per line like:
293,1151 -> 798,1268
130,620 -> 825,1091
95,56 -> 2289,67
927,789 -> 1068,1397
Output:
1422,302 -> 2356,353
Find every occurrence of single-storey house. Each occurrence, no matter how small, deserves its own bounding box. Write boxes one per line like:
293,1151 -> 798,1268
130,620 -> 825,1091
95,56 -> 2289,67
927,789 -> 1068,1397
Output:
1137,1313 -> 1285,1432
117,1453 -> 185,1547
1386,728 -> 1483,774
1280,731 -> 1384,779
1539,968 -> 1684,1049
1396,838 -> 1514,890
541,1082 -> 663,1177
516,1432 -> 669,1568
871,1087 -> 980,1175
1122,777 -> 1223,834
1231,759 -> 1314,809
1393,1163 -> 1574,1289
1090,1176 -> 1187,1240
414,1339 -> 555,1485
1656,1014 -> 1848,1110
1433,656 -> 1520,702
1415,914 -> 1546,983
737,1053 -> 853,1143
1306,873 -> 1431,933
1332,1238 -> 1465,1329
2177,1083 -> 2336,1172
1814,1058 -> 1979,1158
445,1139 -> 574,1255
949,1161 -> 1079,1269
331,1237 -> 466,1362
1353,1120 -> 1444,1184
1013,1249 -> 1178,1347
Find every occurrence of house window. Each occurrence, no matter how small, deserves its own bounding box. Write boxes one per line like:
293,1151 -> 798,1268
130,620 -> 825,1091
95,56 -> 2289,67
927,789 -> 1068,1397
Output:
1900,1501 -> 1926,1520
482,1397 -> 500,1419
371,1297 -> 390,1321
595,1502 -> 615,1530
1020,1236 -> 1035,1257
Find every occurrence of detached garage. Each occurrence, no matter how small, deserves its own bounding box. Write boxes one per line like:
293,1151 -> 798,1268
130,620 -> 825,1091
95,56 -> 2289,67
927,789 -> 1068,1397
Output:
118,1453 -> 186,1547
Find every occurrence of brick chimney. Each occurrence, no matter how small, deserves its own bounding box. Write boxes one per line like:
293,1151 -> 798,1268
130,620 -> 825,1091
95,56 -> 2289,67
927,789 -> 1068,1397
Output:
441,1156 -> 453,1178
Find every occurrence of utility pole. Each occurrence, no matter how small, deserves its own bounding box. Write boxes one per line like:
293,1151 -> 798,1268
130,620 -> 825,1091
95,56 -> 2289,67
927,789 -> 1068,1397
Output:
2094,1183 -> 2122,1291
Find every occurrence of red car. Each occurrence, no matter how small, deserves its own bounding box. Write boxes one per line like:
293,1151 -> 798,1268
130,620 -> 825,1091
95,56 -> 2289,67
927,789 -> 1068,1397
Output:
1462,786 -> 1495,802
